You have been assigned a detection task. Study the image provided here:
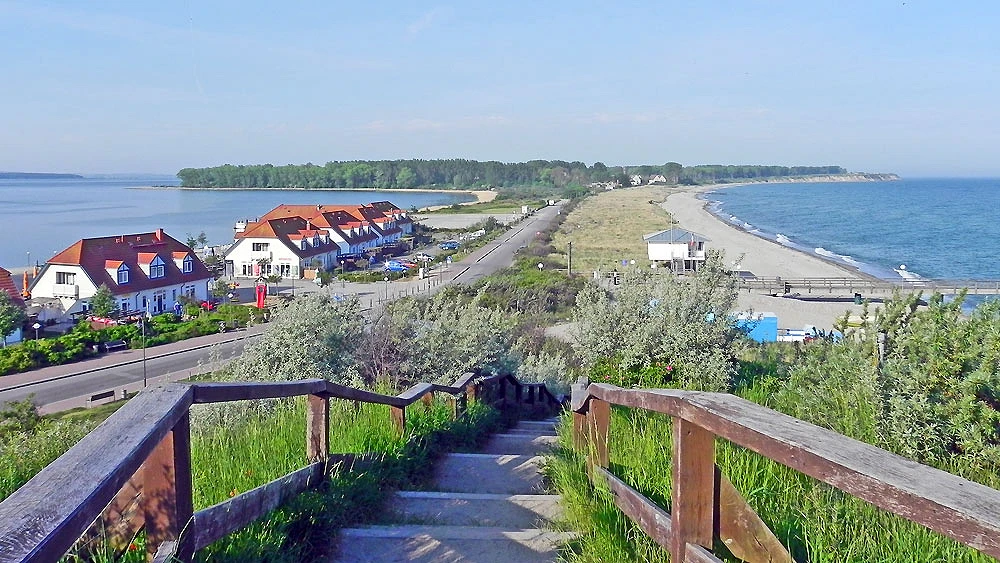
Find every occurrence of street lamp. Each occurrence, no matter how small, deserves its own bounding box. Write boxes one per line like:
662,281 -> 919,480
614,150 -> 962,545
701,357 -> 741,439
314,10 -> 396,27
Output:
384,275 -> 389,301
32,322 -> 41,340
141,305 -> 150,388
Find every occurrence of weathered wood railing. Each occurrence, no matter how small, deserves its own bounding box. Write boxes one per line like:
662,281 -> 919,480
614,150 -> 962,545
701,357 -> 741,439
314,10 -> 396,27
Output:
571,380 -> 1000,562
0,373 -> 560,562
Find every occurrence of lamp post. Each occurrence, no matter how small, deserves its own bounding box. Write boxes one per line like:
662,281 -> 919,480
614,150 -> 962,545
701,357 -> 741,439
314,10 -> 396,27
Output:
384,275 -> 389,301
32,322 -> 41,341
141,305 -> 150,388
340,260 -> 345,288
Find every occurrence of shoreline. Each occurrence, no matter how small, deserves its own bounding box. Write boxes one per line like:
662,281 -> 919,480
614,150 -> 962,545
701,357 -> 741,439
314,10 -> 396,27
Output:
662,182 -> 878,330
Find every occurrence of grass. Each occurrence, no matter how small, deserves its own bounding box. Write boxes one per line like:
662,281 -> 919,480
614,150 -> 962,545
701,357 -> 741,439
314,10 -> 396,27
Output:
546,381 -> 997,562
421,197 -> 547,214
3,387 -> 506,562
549,186 -> 676,272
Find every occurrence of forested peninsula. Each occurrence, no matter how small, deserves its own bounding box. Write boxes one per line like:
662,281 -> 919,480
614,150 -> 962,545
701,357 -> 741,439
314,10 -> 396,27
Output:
0,172 -> 83,179
177,160 -> 862,192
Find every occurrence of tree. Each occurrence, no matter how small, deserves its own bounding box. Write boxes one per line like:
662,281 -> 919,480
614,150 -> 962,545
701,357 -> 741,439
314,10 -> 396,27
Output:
185,232 -> 206,250
90,284 -> 117,317
396,167 -> 418,188
0,291 -> 26,347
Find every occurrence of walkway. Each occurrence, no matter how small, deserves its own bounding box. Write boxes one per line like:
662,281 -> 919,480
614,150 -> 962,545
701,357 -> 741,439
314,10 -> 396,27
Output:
332,418 -> 573,562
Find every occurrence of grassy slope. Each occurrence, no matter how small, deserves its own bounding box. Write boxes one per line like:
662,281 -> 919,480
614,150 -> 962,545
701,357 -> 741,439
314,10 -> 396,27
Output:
546,383 -> 994,562
549,186 -> 675,272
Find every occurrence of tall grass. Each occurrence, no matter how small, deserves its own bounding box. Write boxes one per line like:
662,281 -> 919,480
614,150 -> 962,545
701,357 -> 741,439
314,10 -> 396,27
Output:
547,385 -> 997,562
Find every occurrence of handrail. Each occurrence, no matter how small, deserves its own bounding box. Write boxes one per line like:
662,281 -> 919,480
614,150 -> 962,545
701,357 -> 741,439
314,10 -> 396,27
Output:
0,372 -> 561,562
571,382 -> 1000,561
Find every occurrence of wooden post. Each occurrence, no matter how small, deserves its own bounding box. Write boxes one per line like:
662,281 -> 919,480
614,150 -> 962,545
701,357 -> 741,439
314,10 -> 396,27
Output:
499,377 -> 508,408
573,411 -> 588,452
587,399 -> 610,469
306,394 -> 329,463
421,391 -> 434,408
448,396 -> 458,420
514,383 -> 523,405
467,383 -> 478,404
671,418 -> 715,563
390,405 -> 405,434
527,385 -> 536,404
144,413 -> 193,562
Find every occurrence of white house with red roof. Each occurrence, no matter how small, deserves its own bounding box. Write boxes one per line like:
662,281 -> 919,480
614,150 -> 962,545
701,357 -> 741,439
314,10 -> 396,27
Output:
226,201 -> 414,279
225,216 -> 340,279
0,266 -> 26,345
28,229 -> 214,318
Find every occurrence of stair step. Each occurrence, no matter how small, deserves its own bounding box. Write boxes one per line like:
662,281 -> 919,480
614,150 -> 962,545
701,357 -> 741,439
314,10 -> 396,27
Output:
387,492 -> 562,528
480,434 -> 559,455
505,427 -> 558,436
334,525 -> 574,563
433,454 -> 546,495
516,420 -> 558,429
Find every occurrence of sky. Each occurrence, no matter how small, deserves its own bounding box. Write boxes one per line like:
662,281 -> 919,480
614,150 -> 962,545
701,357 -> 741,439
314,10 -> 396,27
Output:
2,1 -> 999,177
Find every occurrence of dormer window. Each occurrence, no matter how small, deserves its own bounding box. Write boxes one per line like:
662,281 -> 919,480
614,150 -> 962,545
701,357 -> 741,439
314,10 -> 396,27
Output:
117,264 -> 130,284
182,255 -> 193,273
301,241 -> 308,250
150,256 -> 166,279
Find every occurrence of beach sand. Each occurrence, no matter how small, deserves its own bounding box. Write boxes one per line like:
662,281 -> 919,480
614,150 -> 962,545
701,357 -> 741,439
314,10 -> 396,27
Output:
664,185 -> 871,331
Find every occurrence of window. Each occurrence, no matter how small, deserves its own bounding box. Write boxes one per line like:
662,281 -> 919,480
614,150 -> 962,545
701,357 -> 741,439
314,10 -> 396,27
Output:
117,264 -> 129,284
182,255 -> 193,273
149,256 -> 166,279
120,300 -> 129,312
252,242 -> 269,252
56,271 -> 76,285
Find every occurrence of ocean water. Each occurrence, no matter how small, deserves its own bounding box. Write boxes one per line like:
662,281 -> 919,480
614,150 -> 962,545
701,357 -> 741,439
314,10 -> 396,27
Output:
0,176 -> 474,268
706,178 -> 1000,308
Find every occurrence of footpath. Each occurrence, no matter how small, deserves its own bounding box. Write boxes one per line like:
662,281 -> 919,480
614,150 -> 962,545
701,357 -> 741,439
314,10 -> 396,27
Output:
333,417 -> 574,562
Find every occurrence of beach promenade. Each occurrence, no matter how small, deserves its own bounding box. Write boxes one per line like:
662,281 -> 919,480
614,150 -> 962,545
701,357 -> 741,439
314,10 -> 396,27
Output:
664,185 -> 873,330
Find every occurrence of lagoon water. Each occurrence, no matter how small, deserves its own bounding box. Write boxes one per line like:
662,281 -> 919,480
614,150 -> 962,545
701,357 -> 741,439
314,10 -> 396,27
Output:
707,178 -> 1000,282
0,176 -> 473,268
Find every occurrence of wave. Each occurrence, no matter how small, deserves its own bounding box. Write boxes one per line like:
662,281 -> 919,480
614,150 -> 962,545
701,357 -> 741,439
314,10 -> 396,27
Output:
893,267 -> 927,282
775,233 -> 792,246
815,247 -> 862,267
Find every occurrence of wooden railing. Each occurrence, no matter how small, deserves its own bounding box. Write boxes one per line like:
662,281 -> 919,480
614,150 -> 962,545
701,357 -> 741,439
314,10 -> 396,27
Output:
570,380 -> 1000,562
740,276 -> 1000,296
0,373 -> 560,562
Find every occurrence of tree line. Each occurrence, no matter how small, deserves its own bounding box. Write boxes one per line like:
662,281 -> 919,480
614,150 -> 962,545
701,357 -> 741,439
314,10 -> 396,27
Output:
176,160 -> 847,191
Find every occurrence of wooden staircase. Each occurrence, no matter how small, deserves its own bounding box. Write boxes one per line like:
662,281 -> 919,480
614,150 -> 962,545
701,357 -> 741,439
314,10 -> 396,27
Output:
332,418 -> 573,562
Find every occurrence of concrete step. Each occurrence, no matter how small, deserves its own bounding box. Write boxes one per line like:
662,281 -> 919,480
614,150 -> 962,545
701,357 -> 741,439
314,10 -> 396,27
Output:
387,492 -> 562,528
433,454 -> 546,495
334,525 -> 574,563
515,420 -> 558,431
479,434 -> 559,456
504,427 -> 557,436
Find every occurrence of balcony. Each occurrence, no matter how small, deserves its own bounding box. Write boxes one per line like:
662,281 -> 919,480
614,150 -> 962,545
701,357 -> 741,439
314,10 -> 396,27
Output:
52,284 -> 79,298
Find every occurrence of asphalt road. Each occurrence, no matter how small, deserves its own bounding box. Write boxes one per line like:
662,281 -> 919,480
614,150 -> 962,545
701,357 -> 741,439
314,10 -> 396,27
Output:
0,336 -> 256,408
0,201 -> 567,411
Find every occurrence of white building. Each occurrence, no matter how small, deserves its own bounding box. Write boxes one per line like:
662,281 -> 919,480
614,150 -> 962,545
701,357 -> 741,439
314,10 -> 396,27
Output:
644,228 -> 710,272
226,217 -> 341,279
29,229 -> 214,318
226,201 -> 416,278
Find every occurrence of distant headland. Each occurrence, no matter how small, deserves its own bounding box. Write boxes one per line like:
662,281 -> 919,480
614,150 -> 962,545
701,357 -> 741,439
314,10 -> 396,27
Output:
0,172 -> 84,180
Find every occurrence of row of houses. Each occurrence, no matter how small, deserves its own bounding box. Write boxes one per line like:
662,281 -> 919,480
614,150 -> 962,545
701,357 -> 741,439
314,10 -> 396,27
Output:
225,201 -> 412,279
0,201 -> 412,344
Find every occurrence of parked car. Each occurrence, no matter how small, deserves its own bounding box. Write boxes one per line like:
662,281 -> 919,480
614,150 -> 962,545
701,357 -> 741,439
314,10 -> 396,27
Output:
438,240 -> 460,250
384,260 -> 411,272
414,252 -> 433,262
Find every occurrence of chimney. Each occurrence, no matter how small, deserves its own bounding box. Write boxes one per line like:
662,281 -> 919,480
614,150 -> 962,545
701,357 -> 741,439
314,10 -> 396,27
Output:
155,228 -> 164,242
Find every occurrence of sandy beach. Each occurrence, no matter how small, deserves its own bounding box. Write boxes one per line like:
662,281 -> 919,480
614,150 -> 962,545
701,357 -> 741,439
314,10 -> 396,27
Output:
664,184 -> 872,331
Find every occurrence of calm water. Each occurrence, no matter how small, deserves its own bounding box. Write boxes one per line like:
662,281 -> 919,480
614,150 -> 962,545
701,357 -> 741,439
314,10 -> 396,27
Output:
707,178 -> 1000,308
0,176 -> 473,268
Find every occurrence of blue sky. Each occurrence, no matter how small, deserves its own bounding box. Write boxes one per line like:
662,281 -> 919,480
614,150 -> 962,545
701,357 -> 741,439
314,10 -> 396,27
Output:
2,1 -> 999,176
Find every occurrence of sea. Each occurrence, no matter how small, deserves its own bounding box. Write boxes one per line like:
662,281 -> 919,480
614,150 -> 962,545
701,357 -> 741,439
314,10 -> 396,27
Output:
0,176 -> 474,268
705,177 -> 1000,310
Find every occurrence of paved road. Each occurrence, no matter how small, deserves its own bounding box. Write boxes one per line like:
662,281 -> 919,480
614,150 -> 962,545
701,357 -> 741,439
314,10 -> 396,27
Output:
0,202 -> 566,411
